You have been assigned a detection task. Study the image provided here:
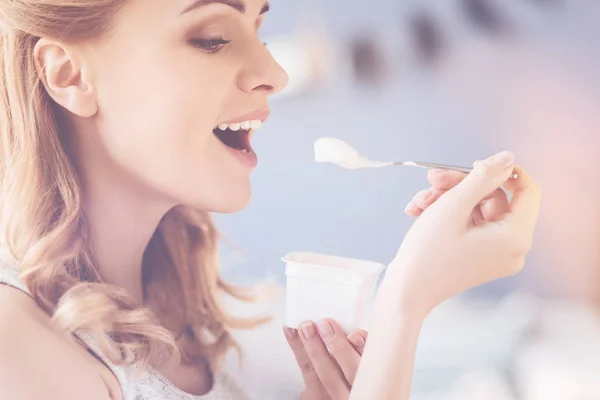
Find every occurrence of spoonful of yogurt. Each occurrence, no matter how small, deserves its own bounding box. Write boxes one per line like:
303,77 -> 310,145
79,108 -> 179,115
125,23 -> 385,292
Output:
313,137 -> 383,169
314,137 -> 474,173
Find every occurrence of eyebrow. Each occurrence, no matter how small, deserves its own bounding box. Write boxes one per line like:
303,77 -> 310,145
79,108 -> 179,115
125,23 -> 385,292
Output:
181,0 -> 270,16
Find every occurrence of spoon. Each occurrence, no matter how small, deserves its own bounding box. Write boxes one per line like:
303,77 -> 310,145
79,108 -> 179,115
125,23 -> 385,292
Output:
314,137 -> 517,177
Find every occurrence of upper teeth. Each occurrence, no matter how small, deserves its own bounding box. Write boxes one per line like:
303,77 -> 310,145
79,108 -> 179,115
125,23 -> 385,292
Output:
217,120 -> 262,132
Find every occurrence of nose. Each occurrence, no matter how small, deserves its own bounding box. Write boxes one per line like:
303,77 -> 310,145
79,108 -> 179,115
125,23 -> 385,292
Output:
237,40 -> 289,95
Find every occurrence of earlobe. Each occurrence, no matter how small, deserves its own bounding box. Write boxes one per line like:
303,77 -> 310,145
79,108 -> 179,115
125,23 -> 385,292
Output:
34,38 -> 98,118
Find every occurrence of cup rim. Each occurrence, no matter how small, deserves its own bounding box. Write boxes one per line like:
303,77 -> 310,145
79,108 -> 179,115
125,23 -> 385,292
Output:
282,251 -> 386,286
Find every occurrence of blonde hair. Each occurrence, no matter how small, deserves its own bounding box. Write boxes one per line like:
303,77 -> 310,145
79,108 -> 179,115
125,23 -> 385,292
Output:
0,1 -> 266,370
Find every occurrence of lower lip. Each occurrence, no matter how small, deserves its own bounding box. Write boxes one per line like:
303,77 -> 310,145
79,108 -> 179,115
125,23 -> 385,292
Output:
222,143 -> 258,168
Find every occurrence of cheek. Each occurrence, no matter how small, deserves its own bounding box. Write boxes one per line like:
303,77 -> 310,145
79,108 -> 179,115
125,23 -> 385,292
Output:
95,56 -> 227,160
91,48 -> 249,204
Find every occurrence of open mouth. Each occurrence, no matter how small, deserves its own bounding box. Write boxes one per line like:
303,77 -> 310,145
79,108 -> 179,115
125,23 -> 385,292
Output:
213,120 -> 262,153
213,127 -> 252,152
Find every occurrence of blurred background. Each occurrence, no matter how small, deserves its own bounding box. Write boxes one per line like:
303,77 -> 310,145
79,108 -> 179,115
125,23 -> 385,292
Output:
215,1 -> 600,399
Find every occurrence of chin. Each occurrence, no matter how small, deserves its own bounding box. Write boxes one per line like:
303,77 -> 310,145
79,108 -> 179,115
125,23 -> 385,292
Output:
214,196 -> 251,214
174,174 -> 253,214
201,187 -> 252,214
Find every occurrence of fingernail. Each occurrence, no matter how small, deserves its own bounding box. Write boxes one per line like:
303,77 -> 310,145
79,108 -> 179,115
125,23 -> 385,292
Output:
300,322 -> 316,340
404,201 -> 415,213
317,320 -> 335,339
283,326 -> 297,339
347,332 -> 366,347
490,151 -> 515,167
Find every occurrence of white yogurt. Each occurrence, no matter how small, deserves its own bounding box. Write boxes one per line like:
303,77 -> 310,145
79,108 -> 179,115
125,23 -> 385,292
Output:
314,137 -> 378,169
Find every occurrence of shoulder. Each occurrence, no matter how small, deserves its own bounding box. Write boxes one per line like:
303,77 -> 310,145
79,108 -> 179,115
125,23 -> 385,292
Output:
0,285 -> 112,400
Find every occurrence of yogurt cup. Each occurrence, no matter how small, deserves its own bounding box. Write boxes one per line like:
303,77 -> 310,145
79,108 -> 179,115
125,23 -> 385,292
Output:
283,252 -> 386,333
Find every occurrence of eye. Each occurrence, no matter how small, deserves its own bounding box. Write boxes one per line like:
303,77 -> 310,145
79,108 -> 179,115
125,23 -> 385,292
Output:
189,37 -> 231,54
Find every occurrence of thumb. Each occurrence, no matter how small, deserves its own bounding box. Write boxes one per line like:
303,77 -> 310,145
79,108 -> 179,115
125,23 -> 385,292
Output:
449,151 -> 516,216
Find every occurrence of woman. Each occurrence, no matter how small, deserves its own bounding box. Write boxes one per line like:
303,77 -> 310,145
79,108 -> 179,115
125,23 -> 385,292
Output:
0,1 -> 541,399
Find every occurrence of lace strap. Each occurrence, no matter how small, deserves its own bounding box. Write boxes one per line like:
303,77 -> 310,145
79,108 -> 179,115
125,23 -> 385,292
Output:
0,250 -> 30,295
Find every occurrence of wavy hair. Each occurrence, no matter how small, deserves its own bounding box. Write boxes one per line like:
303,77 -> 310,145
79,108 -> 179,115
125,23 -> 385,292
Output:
0,0 -> 266,371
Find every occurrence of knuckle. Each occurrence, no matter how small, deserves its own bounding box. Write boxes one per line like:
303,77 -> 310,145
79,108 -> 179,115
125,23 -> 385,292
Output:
304,347 -> 331,366
299,360 -> 316,376
414,189 -> 432,208
427,171 -> 438,185
325,338 -> 347,355
288,340 -> 305,352
472,159 -> 485,171
415,189 -> 429,198
473,160 -> 496,176
303,342 -> 324,356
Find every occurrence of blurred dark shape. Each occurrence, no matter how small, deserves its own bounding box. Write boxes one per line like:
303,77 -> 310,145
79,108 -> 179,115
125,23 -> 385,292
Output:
461,0 -> 513,36
522,0 -> 563,7
350,35 -> 386,86
409,10 -> 445,66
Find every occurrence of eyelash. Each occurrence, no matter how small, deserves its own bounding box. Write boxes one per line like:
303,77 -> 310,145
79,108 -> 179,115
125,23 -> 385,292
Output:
190,37 -> 231,54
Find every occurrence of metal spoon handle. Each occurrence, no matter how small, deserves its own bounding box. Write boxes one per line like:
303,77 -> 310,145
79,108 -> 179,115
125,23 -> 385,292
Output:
393,161 -> 472,174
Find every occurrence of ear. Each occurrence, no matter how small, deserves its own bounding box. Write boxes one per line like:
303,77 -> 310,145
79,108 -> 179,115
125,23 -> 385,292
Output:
33,38 -> 98,118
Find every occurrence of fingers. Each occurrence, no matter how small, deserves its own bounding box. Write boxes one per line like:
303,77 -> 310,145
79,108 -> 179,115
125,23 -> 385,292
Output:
347,330 -> 367,356
283,326 -> 323,390
448,151 -> 516,217
284,322 -> 369,398
407,179 -> 510,221
299,321 -> 351,398
315,320 -> 363,385
409,169 -> 499,218
405,188 -> 445,217
406,169 -> 466,217
428,169 -> 467,190
404,200 -> 424,217
503,166 -> 542,240
479,188 -> 510,222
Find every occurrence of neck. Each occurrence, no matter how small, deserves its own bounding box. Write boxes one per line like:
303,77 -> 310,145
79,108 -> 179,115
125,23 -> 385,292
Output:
82,174 -> 173,302
65,118 -> 176,302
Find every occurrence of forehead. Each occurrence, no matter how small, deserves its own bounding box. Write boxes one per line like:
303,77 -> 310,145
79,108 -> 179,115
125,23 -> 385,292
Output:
124,0 -> 270,19
180,0 -> 270,15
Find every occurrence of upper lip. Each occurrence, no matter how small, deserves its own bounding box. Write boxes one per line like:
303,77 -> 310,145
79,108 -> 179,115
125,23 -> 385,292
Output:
217,109 -> 270,126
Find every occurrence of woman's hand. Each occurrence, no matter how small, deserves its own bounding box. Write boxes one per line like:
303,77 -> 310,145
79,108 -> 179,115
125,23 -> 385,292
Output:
350,151 -> 542,400
405,169 -> 510,222
284,320 -> 368,400
392,151 -> 542,315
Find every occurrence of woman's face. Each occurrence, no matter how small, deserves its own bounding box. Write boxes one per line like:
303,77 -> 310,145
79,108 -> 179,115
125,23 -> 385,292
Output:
75,0 -> 288,213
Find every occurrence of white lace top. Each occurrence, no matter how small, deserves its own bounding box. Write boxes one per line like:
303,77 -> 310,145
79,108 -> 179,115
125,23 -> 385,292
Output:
0,251 -> 250,400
